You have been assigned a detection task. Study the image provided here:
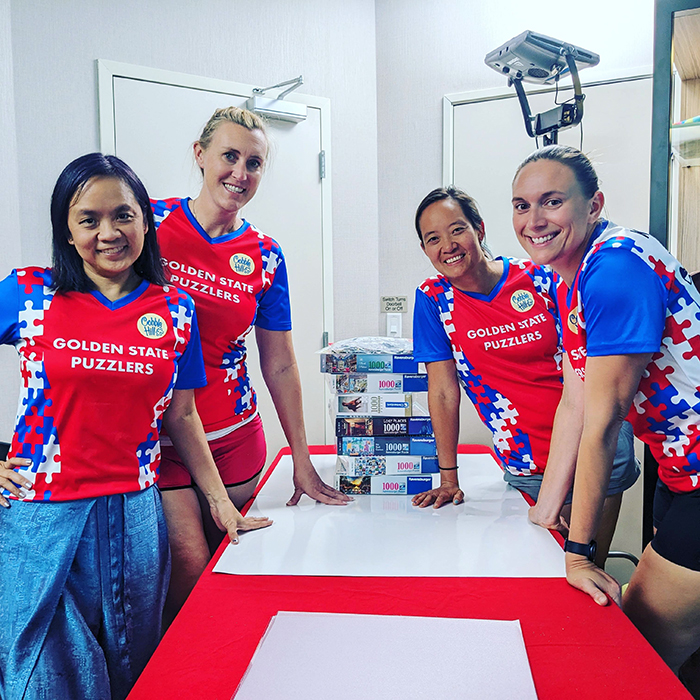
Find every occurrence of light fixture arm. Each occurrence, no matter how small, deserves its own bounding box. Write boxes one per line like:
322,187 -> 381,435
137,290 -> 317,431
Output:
565,50 -> 585,120
511,77 -> 536,139
509,50 -> 585,145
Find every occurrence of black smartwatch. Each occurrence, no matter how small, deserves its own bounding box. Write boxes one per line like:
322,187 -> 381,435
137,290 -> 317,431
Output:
564,539 -> 597,562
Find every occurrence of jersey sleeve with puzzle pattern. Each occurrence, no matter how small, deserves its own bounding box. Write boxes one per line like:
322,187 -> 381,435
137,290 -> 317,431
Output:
560,220 -> 700,493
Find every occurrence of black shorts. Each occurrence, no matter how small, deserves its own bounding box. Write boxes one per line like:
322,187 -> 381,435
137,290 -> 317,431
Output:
650,480 -> 700,572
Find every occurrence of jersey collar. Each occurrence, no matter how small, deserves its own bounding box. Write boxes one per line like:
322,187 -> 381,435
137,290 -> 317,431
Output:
451,257 -> 509,303
90,278 -> 150,310
565,219 -> 609,307
182,198 -> 251,244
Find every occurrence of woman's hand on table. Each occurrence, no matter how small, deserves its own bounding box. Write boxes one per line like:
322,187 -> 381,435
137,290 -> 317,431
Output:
566,553 -> 621,607
287,456 -> 352,506
528,502 -> 569,536
254,329 -> 351,507
0,458 -> 33,507
208,497 -> 272,545
412,484 -> 464,508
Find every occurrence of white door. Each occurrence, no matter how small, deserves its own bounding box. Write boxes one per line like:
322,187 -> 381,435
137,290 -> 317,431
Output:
99,62 -> 333,463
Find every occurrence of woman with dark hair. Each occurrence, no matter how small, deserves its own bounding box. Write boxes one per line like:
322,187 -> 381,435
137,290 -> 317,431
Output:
411,186 -> 638,567
152,106 -> 349,627
511,144 -> 700,688
49,152 -> 168,291
0,153 -> 270,700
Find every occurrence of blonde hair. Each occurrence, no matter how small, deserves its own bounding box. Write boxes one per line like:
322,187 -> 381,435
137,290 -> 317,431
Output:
197,106 -> 269,153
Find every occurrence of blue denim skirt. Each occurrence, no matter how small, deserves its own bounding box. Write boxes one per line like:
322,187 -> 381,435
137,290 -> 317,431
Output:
0,486 -> 170,700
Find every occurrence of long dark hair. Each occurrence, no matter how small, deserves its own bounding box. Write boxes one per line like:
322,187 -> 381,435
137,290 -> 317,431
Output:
50,153 -> 167,292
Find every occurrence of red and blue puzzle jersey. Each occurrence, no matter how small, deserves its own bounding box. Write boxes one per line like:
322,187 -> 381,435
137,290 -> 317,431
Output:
151,198 -> 292,435
0,268 -> 206,502
557,220 -> 700,493
414,258 -> 563,475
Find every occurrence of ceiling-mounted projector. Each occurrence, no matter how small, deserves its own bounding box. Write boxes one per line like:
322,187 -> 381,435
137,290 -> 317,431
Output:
484,30 -> 599,85
484,31 -> 599,144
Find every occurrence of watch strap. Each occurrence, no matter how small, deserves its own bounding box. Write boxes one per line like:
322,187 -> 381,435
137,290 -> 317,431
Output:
564,538 -> 597,562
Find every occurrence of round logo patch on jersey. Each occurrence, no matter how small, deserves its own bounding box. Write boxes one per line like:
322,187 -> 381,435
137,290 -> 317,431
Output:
137,313 -> 167,339
568,308 -> 579,334
230,253 -> 255,276
510,290 -> 535,313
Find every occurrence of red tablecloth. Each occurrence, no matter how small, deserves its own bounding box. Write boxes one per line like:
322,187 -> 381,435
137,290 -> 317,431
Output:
128,446 -> 690,699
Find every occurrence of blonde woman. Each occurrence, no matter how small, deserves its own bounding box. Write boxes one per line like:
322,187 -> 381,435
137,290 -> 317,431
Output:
152,107 -> 349,624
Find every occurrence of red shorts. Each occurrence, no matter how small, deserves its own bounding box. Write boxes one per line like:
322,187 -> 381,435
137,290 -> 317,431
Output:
158,415 -> 267,490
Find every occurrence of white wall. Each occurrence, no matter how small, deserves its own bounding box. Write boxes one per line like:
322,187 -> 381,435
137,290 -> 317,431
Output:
0,0 -> 22,441
0,0 -> 381,441
375,0 -> 655,337
9,0 -> 380,338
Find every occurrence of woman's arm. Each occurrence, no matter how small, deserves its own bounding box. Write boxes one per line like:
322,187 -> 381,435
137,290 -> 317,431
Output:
565,352 -> 651,605
411,359 -> 464,508
255,327 -> 351,506
162,389 -> 272,542
528,354 -> 584,532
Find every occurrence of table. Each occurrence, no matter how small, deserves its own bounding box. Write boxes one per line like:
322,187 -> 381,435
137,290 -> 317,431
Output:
128,446 -> 690,699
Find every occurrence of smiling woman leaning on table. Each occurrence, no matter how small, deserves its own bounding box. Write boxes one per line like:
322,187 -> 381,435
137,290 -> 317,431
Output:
0,153 -> 269,700
410,186 -> 639,568
150,106 -> 350,627
511,144 -> 700,691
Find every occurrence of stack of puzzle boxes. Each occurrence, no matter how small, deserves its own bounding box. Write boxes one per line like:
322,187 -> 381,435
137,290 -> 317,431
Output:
321,347 -> 439,496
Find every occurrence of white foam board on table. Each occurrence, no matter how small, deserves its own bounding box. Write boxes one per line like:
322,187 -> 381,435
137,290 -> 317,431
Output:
233,612 -> 538,700
213,451 -> 565,577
